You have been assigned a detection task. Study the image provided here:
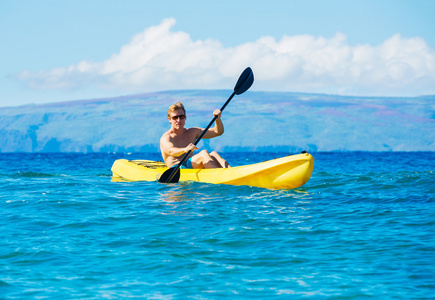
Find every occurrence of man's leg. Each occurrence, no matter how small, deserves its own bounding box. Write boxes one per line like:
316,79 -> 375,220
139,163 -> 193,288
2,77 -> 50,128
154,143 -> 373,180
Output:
191,150 -> 220,169
210,151 -> 231,168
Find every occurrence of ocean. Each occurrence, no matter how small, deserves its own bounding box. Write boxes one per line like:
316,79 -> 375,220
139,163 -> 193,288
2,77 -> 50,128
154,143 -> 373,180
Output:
1,152 -> 434,299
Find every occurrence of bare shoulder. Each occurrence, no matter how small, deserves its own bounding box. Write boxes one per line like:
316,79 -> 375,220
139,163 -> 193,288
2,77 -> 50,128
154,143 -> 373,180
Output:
160,130 -> 172,142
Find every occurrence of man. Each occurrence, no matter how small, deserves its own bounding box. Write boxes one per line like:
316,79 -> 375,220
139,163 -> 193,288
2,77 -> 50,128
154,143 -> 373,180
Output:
160,102 -> 230,169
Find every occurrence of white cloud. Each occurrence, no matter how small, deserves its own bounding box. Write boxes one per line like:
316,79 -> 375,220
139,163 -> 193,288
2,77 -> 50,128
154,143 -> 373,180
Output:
17,18 -> 435,96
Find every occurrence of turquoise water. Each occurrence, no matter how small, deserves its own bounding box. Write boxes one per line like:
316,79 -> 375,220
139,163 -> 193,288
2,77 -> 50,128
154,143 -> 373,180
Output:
1,152 -> 434,299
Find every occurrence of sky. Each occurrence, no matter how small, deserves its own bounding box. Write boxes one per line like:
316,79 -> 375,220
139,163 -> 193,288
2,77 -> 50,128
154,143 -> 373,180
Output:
1,0 -> 435,107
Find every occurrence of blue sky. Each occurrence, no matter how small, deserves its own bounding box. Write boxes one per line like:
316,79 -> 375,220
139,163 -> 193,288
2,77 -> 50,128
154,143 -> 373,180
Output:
1,0 -> 435,107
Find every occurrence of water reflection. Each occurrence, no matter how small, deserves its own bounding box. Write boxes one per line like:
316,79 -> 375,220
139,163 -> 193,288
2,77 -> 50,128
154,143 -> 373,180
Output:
158,183 -> 194,202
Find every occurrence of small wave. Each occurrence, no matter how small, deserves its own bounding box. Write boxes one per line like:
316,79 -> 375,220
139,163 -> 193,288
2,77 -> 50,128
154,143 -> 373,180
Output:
0,280 -> 11,287
10,171 -> 59,178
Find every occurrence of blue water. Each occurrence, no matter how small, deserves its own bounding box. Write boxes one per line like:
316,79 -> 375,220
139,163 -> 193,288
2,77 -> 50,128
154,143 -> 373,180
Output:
1,152 -> 434,299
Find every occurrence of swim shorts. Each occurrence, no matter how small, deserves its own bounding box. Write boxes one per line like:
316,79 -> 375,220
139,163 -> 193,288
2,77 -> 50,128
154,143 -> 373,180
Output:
180,157 -> 193,169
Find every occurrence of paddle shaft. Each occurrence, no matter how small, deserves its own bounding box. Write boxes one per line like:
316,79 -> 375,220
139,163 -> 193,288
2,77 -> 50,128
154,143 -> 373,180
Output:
165,91 -> 236,182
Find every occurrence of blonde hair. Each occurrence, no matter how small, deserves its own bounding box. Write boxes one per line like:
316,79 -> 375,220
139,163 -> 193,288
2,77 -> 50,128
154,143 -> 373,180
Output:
167,102 -> 186,117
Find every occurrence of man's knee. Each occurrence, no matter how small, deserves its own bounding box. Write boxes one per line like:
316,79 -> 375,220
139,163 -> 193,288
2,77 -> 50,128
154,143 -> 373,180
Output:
200,149 -> 210,157
210,151 -> 222,159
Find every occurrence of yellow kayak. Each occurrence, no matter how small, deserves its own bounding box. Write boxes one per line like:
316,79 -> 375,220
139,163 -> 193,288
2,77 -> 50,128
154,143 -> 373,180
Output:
111,152 -> 314,189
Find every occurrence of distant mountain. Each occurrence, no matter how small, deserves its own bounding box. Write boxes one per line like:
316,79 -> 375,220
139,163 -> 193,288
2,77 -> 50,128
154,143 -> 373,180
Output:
1,90 -> 434,152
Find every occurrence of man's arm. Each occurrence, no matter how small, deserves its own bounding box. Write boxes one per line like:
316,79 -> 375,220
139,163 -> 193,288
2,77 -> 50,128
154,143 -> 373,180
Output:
202,109 -> 224,139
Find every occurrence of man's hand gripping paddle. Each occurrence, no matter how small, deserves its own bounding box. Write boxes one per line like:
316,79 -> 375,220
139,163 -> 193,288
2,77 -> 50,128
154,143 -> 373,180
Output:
158,67 -> 254,183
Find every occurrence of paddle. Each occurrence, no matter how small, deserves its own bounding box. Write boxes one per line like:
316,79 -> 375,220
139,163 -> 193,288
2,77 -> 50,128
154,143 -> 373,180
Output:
159,67 -> 254,183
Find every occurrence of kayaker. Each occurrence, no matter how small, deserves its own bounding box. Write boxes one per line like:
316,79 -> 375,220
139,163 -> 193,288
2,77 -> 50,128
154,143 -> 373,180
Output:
160,102 -> 231,169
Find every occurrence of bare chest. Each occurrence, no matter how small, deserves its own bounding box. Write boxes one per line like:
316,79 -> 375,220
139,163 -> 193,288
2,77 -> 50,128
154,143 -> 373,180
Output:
169,129 -> 197,147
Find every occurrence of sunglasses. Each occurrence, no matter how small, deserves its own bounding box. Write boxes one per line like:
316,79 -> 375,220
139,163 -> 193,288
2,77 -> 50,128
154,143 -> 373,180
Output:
171,114 -> 186,120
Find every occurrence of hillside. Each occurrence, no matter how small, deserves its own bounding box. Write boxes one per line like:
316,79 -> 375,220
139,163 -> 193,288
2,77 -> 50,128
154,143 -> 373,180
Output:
1,91 -> 434,152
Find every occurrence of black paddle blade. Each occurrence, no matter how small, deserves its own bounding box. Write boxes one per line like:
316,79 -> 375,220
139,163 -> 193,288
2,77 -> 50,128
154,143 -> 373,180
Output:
158,167 -> 181,183
234,67 -> 254,95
